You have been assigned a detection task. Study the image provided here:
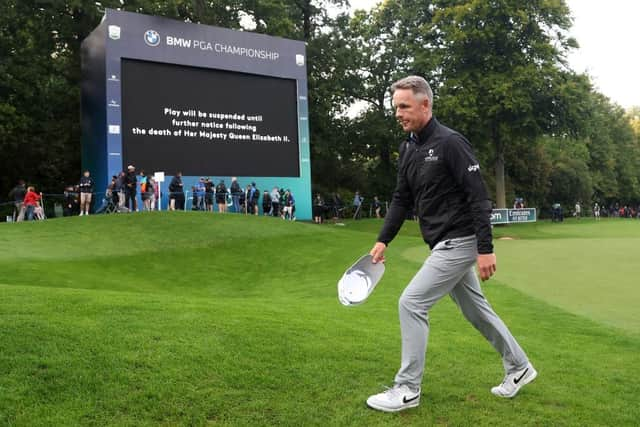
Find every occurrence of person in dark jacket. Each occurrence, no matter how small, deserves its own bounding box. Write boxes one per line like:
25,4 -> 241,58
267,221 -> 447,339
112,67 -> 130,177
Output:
365,76 -> 535,413
247,183 -> 259,215
230,177 -> 242,213
204,178 -> 214,212
79,170 -> 94,216
332,193 -> 344,220
169,172 -> 184,211
282,189 -> 295,220
124,165 -> 137,212
216,180 -> 228,213
313,194 -> 324,224
261,190 -> 271,215
8,180 -> 26,222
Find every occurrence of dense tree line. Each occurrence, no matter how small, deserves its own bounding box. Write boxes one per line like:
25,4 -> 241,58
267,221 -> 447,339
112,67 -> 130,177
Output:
1,0 -> 638,214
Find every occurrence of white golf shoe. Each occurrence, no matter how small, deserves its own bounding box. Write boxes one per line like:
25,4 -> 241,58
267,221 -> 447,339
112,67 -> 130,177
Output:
491,362 -> 537,398
366,384 -> 421,412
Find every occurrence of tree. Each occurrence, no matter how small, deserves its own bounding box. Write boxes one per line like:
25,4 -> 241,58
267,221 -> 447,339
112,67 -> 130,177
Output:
318,0 -> 439,197
431,0 -> 578,208
543,135 -> 592,208
627,106 -> 640,138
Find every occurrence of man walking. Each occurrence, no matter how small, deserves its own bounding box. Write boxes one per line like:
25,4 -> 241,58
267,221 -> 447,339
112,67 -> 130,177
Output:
366,76 -> 535,412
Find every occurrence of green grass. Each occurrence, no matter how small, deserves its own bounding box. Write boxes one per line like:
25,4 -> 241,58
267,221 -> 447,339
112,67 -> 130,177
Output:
398,218 -> 640,333
1,213 -> 638,426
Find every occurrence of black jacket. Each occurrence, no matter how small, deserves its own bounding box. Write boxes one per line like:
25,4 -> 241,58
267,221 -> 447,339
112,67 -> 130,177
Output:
216,183 -> 227,197
8,184 -> 26,202
124,171 -> 137,193
169,176 -> 183,193
377,117 -> 493,254
79,176 -> 94,193
230,181 -> 242,196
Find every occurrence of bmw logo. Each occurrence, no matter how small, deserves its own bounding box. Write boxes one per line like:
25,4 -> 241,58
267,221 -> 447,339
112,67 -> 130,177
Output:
144,30 -> 160,46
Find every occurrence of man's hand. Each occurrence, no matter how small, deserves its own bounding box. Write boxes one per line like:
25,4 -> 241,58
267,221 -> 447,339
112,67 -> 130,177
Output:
477,253 -> 497,281
370,242 -> 387,264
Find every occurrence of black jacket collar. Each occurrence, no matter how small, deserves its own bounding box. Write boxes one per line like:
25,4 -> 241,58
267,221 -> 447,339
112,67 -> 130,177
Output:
411,116 -> 438,146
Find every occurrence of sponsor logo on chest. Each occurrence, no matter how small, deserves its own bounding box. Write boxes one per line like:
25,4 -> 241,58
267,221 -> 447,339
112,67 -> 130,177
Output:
424,149 -> 439,162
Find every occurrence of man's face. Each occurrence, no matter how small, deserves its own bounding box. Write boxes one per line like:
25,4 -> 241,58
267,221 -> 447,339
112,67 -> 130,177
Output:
84,171 -> 89,177
392,88 -> 430,133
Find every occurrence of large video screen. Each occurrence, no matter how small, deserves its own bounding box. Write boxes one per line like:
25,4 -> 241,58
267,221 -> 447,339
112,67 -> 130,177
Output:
121,59 -> 300,177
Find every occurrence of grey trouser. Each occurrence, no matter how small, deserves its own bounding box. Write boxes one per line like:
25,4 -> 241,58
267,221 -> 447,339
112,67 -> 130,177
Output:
394,235 -> 528,388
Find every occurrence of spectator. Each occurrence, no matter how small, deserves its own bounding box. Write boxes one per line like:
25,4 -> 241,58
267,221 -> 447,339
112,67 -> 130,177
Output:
574,202 -> 581,219
189,186 -> 197,210
107,175 -> 117,197
216,179 -> 228,213
95,176 -> 118,214
373,196 -> 382,219
23,186 -> 42,221
114,171 -> 126,209
142,174 -> 155,211
138,169 -> 147,195
169,172 -> 184,211
552,203 -> 563,222
139,172 -> 148,210
270,187 -> 281,217
262,190 -> 272,215
63,185 -> 78,216
247,183 -> 259,215
124,165 -> 138,212
593,202 -> 600,221
313,193 -> 324,224
8,180 -> 26,222
204,178 -> 214,212
514,198 -> 525,209
195,178 -> 206,210
230,177 -> 242,213
332,193 -> 344,220
353,191 -> 364,219
150,176 -> 159,210
282,189 -> 295,220
239,187 -> 247,213
79,170 -> 94,216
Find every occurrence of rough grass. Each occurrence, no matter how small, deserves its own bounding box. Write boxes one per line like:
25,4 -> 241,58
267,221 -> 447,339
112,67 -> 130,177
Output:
1,213 -> 638,426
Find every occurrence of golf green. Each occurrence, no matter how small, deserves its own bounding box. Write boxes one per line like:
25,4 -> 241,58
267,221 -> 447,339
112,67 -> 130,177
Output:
401,219 -> 640,333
